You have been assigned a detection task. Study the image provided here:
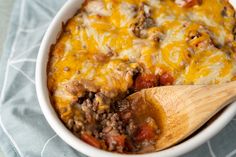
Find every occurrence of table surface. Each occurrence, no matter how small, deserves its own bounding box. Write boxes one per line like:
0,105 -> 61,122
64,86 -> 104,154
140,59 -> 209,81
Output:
0,0 -> 14,156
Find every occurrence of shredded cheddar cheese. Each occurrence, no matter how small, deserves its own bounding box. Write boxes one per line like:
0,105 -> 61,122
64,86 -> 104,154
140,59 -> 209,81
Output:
47,0 -> 236,124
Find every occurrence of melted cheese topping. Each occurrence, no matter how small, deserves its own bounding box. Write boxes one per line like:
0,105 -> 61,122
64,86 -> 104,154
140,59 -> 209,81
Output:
48,0 -> 236,121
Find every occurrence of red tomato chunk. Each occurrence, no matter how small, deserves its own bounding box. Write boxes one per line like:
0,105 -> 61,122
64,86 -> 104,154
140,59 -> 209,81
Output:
135,123 -> 156,142
134,74 -> 159,91
81,133 -> 101,148
182,0 -> 202,7
107,135 -> 125,147
159,73 -> 174,85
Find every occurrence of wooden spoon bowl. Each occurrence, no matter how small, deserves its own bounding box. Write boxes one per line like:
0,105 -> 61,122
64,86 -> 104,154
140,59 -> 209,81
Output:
127,82 -> 236,151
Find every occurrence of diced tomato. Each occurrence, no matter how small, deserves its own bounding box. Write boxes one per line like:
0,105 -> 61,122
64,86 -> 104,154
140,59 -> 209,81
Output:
107,135 -> 126,147
159,72 -> 174,85
111,135 -> 125,147
81,133 -> 101,148
134,74 -> 159,91
135,123 -> 156,142
183,0 -> 202,7
106,134 -> 126,152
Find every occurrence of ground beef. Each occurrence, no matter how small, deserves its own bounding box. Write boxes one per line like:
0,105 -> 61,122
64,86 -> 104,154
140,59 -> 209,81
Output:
131,3 -> 155,38
66,92 -> 159,153
64,80 -> 86,97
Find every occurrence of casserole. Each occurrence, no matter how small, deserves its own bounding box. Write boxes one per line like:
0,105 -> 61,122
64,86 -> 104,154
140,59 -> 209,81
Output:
36,0 -> 236,156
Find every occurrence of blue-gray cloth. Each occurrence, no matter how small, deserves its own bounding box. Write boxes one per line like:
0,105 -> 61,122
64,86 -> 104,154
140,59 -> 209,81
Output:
0,0 -> 236,157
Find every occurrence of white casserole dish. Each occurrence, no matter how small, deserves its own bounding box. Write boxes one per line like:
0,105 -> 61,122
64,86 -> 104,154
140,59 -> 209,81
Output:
36,0 -> 236,156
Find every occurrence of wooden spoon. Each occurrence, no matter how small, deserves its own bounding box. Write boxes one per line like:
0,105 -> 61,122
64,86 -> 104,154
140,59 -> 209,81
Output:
126,81 -> 236,151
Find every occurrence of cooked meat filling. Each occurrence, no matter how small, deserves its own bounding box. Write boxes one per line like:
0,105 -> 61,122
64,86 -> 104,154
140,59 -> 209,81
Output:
66,92 -> 160,153
47,0 -> 236,153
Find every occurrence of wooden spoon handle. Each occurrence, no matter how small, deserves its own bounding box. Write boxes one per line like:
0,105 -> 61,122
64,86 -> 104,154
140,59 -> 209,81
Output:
142,81 -> 236,150
194,81 -> 236,110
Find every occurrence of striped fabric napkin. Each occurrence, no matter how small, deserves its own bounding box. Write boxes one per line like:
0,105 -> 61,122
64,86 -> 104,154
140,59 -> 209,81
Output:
0,0 -> 236,157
